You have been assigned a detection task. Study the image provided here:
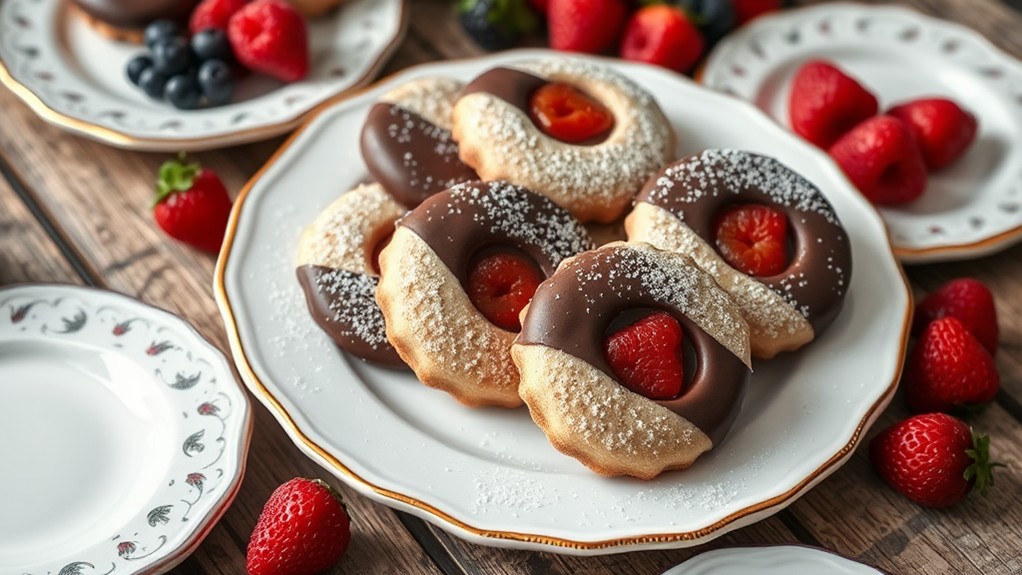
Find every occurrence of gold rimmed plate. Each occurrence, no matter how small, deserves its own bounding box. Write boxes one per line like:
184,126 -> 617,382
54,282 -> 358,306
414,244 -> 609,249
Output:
0,0 -> 407,151
214,50 -> 911,554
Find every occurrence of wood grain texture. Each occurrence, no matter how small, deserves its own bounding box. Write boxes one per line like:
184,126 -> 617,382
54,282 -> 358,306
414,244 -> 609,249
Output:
1,0 -> 1022,574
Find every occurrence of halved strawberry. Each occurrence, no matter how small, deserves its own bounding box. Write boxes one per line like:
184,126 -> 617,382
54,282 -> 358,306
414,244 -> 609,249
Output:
467,252 -> 543,332
887,98 -> 978,171
904,317 -> 1000,414
829,115 -> 928,205
713,203 -> 789,277
529,83 -> 614,143
604,311 -> 685,400
789,60 -> 879,149
913,278 -> 998,355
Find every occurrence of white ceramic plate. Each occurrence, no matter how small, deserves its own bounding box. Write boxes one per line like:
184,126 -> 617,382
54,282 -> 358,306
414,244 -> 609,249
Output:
662,546 -> 885,575
703,3 -> 1022,263
215,50 -> 911,555
0,0 -> 407,151
0,284 -> 251,574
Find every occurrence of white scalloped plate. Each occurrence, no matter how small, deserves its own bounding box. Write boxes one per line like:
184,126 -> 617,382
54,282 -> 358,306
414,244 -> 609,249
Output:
215,50 -> 911,555
703,3 -> 1022,263
0,0 -> 407,151
0,284 -> 251,575
662,546 -> 885,575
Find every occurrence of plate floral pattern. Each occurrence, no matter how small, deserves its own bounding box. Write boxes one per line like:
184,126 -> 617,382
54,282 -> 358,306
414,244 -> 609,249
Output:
0,285 -> 251,574
703,3 -> 1022,262
0,0 -> 408,151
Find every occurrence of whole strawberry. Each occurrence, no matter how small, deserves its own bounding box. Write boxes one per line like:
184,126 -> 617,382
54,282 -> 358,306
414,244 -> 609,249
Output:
828,115 -> 928,206
913,278 -> 998,355
548,0 -> 627,54
247,478 -> 351,575
153,154 -> 232,254
887,97 -> 978,171
619,5 -> 704,73
870,413 -> 1001,508
789,60 -> 878,149
904,316 -> 999,414
229,0 -> 309,82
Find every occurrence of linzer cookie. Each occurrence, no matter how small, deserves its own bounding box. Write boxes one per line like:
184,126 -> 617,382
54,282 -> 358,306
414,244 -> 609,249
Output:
512,242 -> 752,480
451,59 -> 675,223
626,149 -> 852,359
375,180 -> 594,407
360,77 -> 478,209
296,183 -> 406,368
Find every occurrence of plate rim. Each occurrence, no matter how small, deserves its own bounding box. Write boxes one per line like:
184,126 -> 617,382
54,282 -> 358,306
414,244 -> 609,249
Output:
213,49 -> 913,552
702,1 -> 1022,263
661,544 -> 890,575
0,282 -> 254,574
0,0 -> 410,151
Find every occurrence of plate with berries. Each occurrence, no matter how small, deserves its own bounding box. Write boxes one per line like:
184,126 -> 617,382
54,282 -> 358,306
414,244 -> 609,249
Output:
0,0 -> 408,151
215,50 -> 911,554
703,3 -> 1022,263
0,284 -> 251,574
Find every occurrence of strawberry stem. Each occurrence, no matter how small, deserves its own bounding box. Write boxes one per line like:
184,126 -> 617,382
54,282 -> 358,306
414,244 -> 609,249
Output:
963,430 -> 1005,495
153,152 -> 201,208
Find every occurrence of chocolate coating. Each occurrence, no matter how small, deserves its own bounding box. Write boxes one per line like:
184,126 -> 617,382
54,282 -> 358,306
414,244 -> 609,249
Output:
399,180 -> 594,291
296,264 -> 405,369
360,103 -> 478,208
637,150 -> 852,336
516,247 -> 749,445
461,67 -> 614,145
74,0 -> 199,29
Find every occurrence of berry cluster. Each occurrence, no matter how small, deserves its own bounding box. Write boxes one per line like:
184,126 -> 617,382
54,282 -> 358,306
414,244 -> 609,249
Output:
127,21 -> 236,110
457,0 -> 783,74
788,60 -> 978,205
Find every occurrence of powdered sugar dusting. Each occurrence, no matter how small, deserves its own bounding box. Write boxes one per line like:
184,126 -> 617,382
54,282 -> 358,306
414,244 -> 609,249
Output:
455,59 -> 674,220
312,269 -> 389,348
430,181 -> 595,266
647,149 -> 841,224
562,243 -> 751,365
380,76 -> 463,129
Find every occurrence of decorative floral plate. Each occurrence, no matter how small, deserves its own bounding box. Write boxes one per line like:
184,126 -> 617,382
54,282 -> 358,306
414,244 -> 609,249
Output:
703,3 -> 1022,263
662,546 -> 886,575
215,50 -> 911,555
0,284 -> 251,574
0,0 -> 408,151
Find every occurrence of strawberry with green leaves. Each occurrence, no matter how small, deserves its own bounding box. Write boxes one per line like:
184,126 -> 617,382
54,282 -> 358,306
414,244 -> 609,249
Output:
247,477 -> 351,575
153,153 -> 232,254
870,413 -> 1003,508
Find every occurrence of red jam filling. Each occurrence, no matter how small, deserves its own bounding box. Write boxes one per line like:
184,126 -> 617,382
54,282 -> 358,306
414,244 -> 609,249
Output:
712,203 -> 790,277
603,310 -> 686,400
467,250 -> 543,332
529,82 -> 614,144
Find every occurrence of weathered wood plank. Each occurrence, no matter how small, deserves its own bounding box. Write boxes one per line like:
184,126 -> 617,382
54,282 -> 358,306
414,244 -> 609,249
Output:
0,169 -> 80,285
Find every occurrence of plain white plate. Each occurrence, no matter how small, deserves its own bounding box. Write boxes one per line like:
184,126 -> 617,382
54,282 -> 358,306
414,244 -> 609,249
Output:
215,50 -> 911,555
0,0 -> 407,151
0,284 -> 251,574
662,546 -> 885,575
703,3 -> 1022,263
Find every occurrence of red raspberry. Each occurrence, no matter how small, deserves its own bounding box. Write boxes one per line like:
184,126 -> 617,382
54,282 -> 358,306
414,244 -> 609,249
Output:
788,60 -> 879,149
619,5 -> 704,74
887,98 -> 978,171
733,0 -> 782,25
828,115 -> 928,205
467,252 -> 543,332
190,0 -> 248,34
228,0 -> 309,83
529,83 -> 614,143
713,203 -> 789,277
604,311 -> 686,400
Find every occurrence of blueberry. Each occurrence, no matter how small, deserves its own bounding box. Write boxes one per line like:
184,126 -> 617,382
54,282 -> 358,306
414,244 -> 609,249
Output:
458,0 -> 536,51
144,20 -> 180,50
165,74 -> 201,110
678,0 -> 736,47
198,60 -> 235,107
126,55 -> 153,86
191,29 -> 234,63
138,68 -> 168,99
152,37 -> 193,77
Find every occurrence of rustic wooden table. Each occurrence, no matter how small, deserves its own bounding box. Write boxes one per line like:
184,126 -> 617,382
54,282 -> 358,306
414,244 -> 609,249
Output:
3,0 -> 1022,573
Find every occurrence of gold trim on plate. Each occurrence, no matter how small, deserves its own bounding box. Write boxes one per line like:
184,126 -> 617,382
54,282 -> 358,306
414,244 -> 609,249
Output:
213,54 -> 915,550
